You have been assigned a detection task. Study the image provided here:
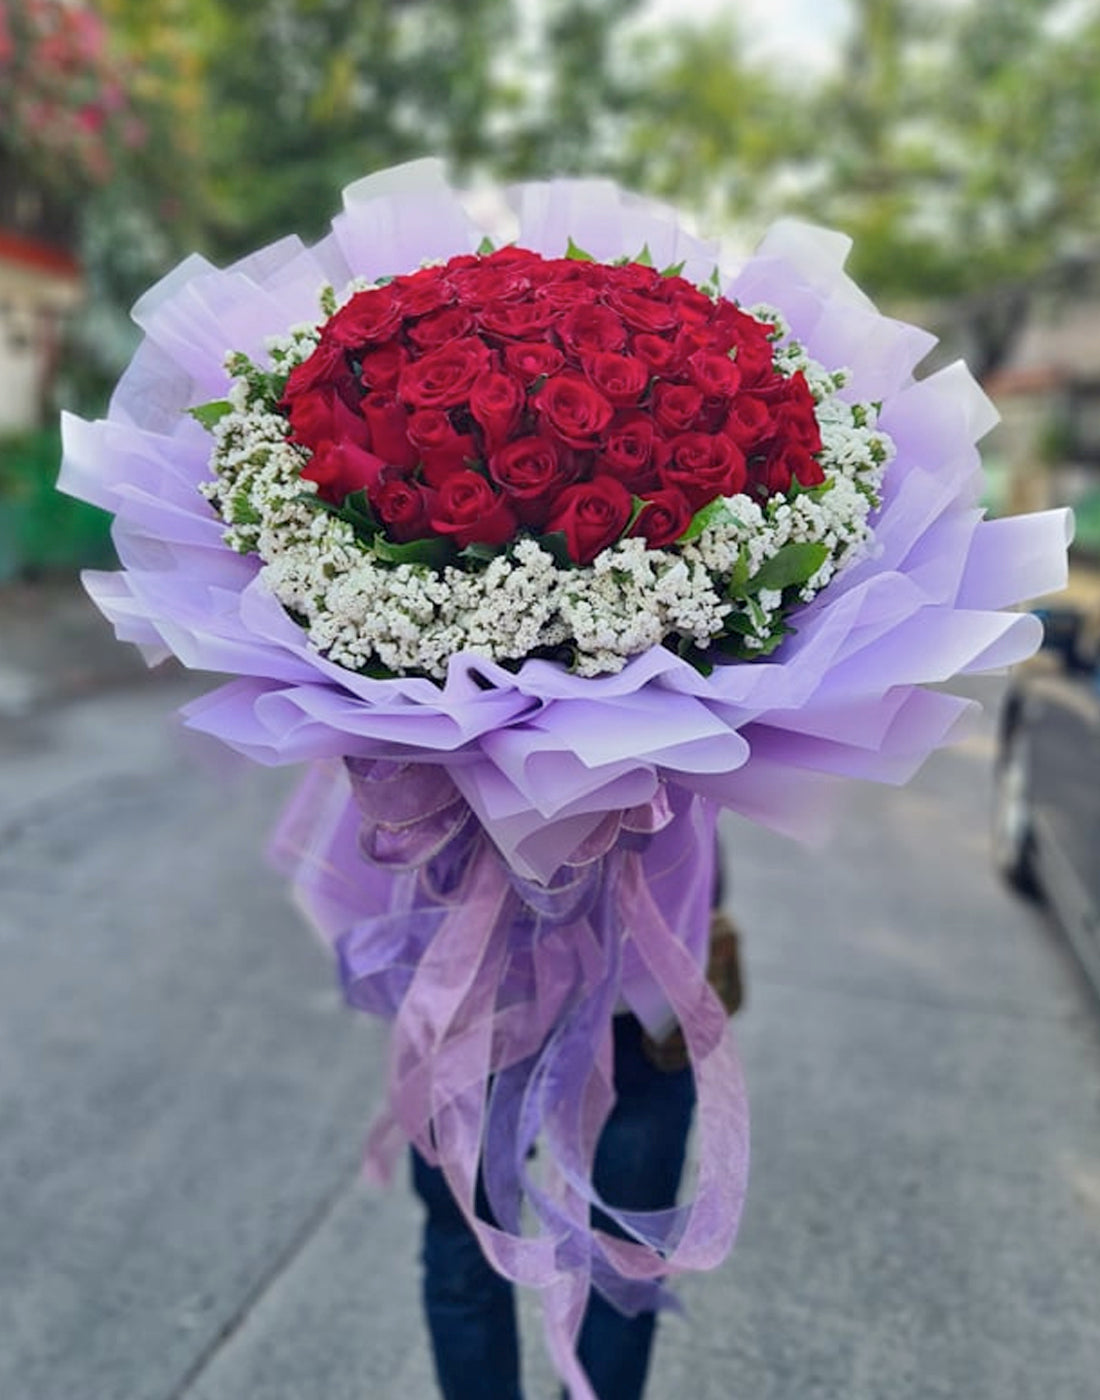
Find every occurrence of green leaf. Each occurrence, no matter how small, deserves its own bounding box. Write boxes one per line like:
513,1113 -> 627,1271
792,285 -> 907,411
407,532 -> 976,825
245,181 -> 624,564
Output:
371,535 -> 454,569
634,242 -> 654,267
660,259 -> 686,279
624,494 -> 650,537
476,235 -> 496,255
677,496 -> 731,545
748,540 -> 830,593
725,547 -> 752,595
228,491 -> 261,526
535,530 -> 575,568
565,237 -> 595,262
188,400 -> 233,430
459,541 -> 505,564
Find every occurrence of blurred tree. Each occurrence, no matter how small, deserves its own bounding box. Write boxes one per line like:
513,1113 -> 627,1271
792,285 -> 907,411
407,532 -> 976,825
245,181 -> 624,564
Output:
493,0 -> 645,178
802,0 -> 1100,372
182,0 -> 519,259
606,15 -> 801,229
611,0 -> 1100,375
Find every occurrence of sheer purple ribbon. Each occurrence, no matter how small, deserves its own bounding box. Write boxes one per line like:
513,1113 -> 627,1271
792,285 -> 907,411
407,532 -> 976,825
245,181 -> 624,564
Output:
326,759 -> 749,1398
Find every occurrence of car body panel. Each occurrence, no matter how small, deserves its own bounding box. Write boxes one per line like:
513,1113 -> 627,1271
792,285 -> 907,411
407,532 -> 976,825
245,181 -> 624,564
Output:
995,609 -> 1100,992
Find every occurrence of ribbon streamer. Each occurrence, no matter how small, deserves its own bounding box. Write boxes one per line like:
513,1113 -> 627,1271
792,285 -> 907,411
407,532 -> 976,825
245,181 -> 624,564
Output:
273,759 -> 748,1398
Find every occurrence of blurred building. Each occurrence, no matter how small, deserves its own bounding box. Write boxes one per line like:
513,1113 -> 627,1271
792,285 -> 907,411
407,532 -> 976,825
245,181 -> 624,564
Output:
980,258 -> 1100,558
0,160 -> 84,433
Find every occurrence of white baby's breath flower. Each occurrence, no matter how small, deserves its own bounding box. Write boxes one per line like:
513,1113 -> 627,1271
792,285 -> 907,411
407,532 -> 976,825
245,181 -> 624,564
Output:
199,281 -> 895,679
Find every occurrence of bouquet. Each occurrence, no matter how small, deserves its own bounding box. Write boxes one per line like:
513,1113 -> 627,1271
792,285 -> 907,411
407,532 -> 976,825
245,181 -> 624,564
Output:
59,160 -> 1070,1397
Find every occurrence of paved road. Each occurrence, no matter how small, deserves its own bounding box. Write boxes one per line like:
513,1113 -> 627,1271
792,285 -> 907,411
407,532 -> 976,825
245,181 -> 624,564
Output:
2,666 -> 1100,1400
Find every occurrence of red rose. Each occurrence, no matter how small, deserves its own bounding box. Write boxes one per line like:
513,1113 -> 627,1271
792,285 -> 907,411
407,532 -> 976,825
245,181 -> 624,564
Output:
451,256 -> 535,306
469,371 -> 526,450
326,286 -> 403,347
687,349 -> 742,401
611,261 -> 663,292
534,372 -> 615,449
631,333 -> 684,377
407,410 -> 478,487
285,385 -> 370,453
769,373 -> 823,453
756,442 -> 825,496
557,303 -> 627,356
390,266 -> 453,318
283,339 -> 357,399
651,381 -> 704,435
503,341 -> 565,384
666,284 -> 715,328
398,337 -> 491,410
477,299 -> 558,340
369,476 -> 435,542
596,413 -> 664,491
722,395 -> 774,451
583,351 -> 650,408
662,432 -> 747,508
429,470 -> 518,548
300,440 -> 386,505
406,305 -> 474,351
631,487 -> 694,548
361,392 -> 418,468
545,475 -> 633,565
606,286 -> 678,334
359,342 -> 408,392
729,325 -> 776,385
535,277 -> 600,311
488,434 -> 567,527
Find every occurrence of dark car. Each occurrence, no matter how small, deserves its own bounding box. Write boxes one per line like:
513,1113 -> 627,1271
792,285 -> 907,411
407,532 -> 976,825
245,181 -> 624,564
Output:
992,605 -> 1100,991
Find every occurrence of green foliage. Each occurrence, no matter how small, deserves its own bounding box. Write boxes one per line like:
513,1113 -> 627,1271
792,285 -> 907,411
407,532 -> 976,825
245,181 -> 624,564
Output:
0,428 -> 114,580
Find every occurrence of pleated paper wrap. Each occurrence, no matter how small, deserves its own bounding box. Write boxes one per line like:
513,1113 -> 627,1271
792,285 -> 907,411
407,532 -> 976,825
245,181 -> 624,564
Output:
59,160 -> 1071,1398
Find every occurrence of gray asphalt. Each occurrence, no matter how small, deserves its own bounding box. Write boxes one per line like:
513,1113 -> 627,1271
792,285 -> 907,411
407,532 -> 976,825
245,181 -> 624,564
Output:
2,586 -> 1100,1400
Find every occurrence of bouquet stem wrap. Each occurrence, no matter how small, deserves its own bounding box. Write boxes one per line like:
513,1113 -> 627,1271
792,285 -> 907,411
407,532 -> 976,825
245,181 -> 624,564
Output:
272,761 -> 748,1396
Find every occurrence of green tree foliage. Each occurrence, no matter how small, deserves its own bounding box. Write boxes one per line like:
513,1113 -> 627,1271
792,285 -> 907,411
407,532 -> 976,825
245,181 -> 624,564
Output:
185,0 -> 518,258
622,0 -> 1100,373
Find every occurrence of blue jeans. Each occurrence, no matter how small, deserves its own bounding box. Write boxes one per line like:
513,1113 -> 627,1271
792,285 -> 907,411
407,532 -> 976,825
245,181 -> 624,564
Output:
411,1014 -> 696,1400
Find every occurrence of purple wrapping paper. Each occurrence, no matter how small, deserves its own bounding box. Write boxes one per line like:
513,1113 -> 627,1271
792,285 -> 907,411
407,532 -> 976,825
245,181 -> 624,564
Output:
57,160 -> 1071,1397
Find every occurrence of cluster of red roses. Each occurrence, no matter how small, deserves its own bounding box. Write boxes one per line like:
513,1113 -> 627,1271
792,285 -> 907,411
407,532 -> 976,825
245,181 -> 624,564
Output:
280,246 -> 825,565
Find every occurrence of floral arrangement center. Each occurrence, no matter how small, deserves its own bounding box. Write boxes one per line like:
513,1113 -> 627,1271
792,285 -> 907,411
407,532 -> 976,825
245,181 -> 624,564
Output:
200,244 -> 892,680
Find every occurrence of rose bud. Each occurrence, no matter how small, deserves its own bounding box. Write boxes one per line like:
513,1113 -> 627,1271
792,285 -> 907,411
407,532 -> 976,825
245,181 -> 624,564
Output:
545,475 -> 633,566
429,470 -> 518,548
